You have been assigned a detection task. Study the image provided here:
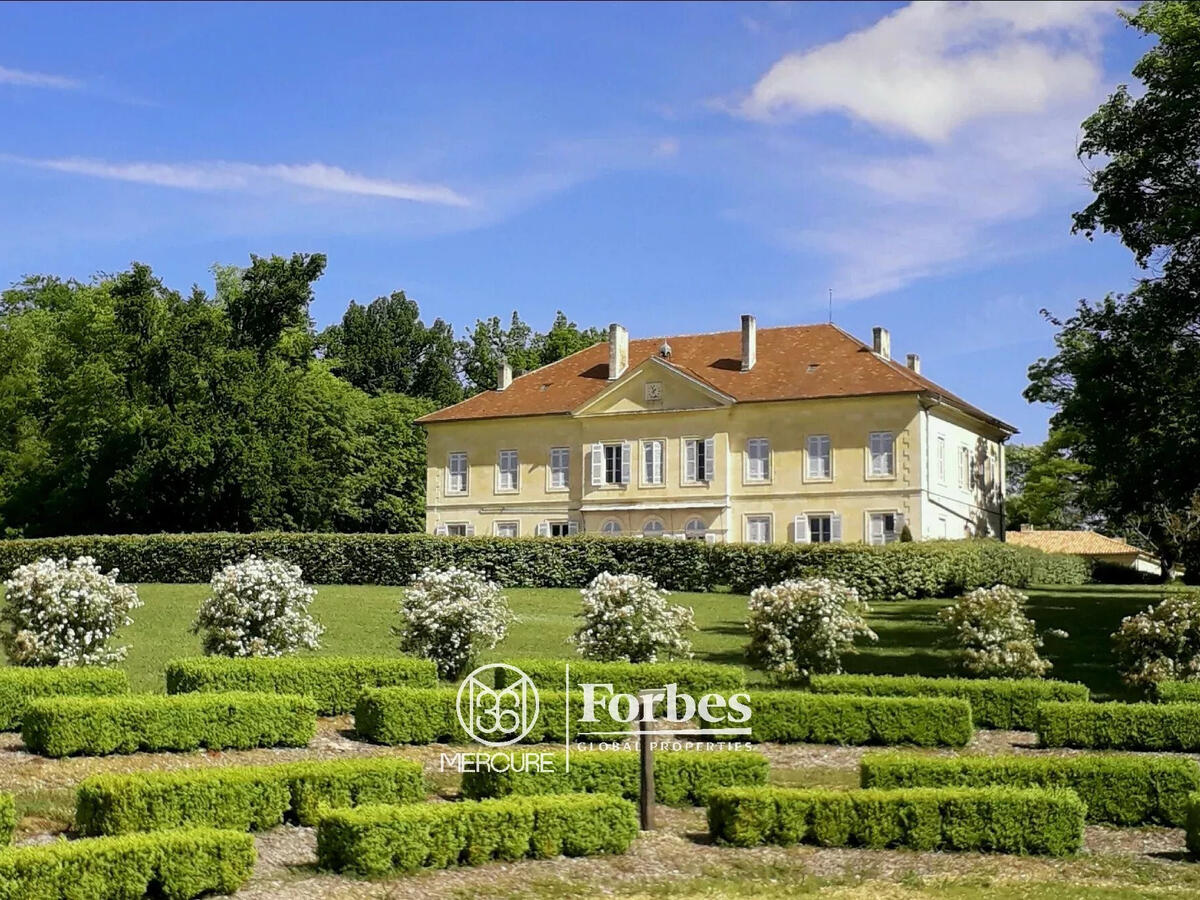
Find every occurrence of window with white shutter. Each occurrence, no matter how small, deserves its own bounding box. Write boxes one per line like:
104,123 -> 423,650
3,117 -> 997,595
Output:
549,447 -> 570,490
868,512 -> 899,545
704,437 -> 715,482
494,521 -> 518,538
446,523 -> 469,537
746,438 -> 770,482
497,450 -> 519,492
868,432 -> 895,477
830,513 -> 842,543
434,524 -> 449,536
794,514 -> 809,543
621,441 -> 632,485
684,439 -> 698,483
642,440 -> 664,485
447,452 -> 468,494
936,437 -> 946,484
958,446 -> 969,489
745,515 -> 771,544
806,435 -> 831,480
808,515 -> 832,543
590,443 -> 604,487
537,520 -> 551,537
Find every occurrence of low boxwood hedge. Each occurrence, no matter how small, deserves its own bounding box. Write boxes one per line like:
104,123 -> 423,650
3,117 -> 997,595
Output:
861,752 -> 1200,826
493,659 -> 746,695
0,794 -> 14,846
706,786 -> 1085,855
1186,794 -> 1200,855
0,828 -> 256,900
809,674 -> 1089,731
354,686 -> 625,745
0,531 -> 1088,598
165,655 -> 438,714
22,692 -> 318,757
1153,682 -> 1200,703
316,794 -> 639,877
460,749 -> 768,806
0,667 -> 129,732
1037,701 -> 1200,751
76,757 -> 427,835
712,692 -> 972,746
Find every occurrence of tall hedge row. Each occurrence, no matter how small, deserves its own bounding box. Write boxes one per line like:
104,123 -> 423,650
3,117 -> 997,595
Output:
0,532 -> 1088,597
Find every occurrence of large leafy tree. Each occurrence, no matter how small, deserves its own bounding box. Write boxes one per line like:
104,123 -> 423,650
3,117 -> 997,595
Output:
458,310 -> 604,394
1004,438 -> 1094,532
1026,2 -> 1200,577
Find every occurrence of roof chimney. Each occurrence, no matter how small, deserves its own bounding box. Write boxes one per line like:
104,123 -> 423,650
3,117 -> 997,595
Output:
906,353 -> 921,374
741,314 -> 757,372
872,326 -> 891,361
608,323 -> 628,380
497,358 -> 512,391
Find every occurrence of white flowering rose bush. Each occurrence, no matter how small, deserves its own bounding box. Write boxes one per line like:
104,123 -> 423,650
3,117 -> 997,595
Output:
395,567 -> 512,679
192,555 -> 323,657
571,572 -> 695,663
0,556 -> 142,667
1112,591 -> 1200,688
937,584 -> 1062,678
746,577 -> 877,681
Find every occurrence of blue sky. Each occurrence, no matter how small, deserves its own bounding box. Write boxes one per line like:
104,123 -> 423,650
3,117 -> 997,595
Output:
0,2 -> 1149,440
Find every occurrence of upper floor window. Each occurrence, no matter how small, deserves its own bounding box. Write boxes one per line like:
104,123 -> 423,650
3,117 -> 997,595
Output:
497,450 -> 519,492
591,442 -> 631,486
936,436 -> 946,484
807,435 -> 831,480
868,432 -> 895,477
958,445 -> 970,489
745,438 -> 770,482
745,515 -> 772,544
447,452 -> 468,494
549,447 -> 570,490
684,437 -> 715,484
642,439 -> 664,486
494,521 -> 518,538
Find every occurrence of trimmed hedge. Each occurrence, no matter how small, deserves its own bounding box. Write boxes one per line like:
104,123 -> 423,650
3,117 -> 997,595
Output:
0,667 -> 129,732
706,786 -> 1085,855
1037,701 -> 1200,751
1186,794 -> 1200,855
316,794 -> 638,876
861,752 -> 1200,826
0,532 -> 1088,598
354,686 -> 626,745
21,692 -> 317,757
709,692 -> 972,746
76,757 -> 427,835
461,750 -> 768,806
0,794 -> 13,846
809,674 -> 1089,731
493,658 -> 747,695
165,655 -> 438,714
0,828 -> 255,900
1154,682 -> 1200,703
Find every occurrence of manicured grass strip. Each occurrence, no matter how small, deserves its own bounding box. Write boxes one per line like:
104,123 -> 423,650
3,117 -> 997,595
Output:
0,667 -> 128,732
165,655 -> 438,714
461,750 -> 767,806
861,752 -> 1200,826
493,658 -> 746,694
0,828 -> 255,900
76,757 -> 426,835
706,786 -> 1085,856
0,794 -> 13,845
316,794 -> 638,877
1037,701 -> 1200,750
712,692 -> 972,746
21,691 -> 317,757
1154,682 -> 1200,703
354,686 -> 627,745
809,674 -> 1088,730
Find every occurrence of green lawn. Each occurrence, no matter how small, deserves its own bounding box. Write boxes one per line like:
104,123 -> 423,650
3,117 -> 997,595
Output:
101,582 -> 1175,695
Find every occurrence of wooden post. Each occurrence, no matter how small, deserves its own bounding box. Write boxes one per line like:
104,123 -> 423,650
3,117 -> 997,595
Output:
638,690 -> 657,831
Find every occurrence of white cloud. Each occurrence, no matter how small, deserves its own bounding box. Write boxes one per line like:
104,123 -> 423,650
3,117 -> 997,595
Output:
7,156 -> 471,207
740,1 -> 1115,142
0,64 -> 80,90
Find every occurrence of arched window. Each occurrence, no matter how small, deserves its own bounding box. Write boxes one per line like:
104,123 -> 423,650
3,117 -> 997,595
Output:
684,517 -> 707,540
601,519 -> 622,535
642,518 -> 665,538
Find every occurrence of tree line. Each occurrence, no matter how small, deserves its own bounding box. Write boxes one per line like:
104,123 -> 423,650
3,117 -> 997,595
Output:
0,254 -> 602,537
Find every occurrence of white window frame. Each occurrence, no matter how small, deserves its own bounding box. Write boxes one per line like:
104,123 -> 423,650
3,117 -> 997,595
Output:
866,510 -> 904,546
744,514 -> 772,544
590,441 -> 632,487
642,517 -> 665,538
867,431 -> 895,478
539,519 -> 579,538
805,434 -> 832,482
496,449 -> 519,493
446,452 -> 468,495
445,522 -> 472,537
684,517 -> 707,540
494,521 -> 519,538
641,438 -> 665,487
958,445 -> 969,489
793,511 -> 841,544
683,436 -> 716,484
936,436 -> 946,485
548,447 -> 570,492
745,437 -> 770,483
600,518 -> 622,534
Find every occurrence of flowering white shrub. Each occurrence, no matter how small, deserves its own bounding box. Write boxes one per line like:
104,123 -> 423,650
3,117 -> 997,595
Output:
192,555 -> 323,657
1112,591 -> 1200,687
395,567 -> 512,679
571,572 -> 695,663
746,578 -> 876,681
0,556 -> 142,667
937,584 -> 1062,678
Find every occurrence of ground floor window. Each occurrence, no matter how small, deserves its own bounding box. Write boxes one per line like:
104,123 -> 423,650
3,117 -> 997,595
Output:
642,517 -> 665,538
746,515 -> 771,544
868,512 -> 899,546
684,517 -> 706,540
601,519 -> 622,534
494,521 -> 518,538
809,515 -> 832,544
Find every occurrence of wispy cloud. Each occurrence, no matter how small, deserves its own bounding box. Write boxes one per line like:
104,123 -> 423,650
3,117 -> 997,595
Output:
7,156 -> 471,207
0,64 -> 81,90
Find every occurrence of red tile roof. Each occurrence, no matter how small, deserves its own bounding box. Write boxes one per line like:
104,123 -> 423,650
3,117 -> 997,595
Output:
1006,530 -> 1144,557
417,323 -> 1015,431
